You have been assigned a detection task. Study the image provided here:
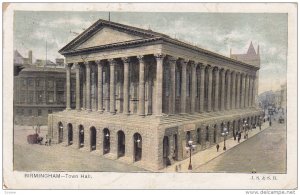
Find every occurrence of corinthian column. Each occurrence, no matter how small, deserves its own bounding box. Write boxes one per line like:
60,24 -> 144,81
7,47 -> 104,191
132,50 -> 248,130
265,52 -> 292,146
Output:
122,57 -> 130,115
96,60 -> 103,112
180,60 -> 187,114
66,63 -> 72,110
169,56 -> 177,115
138,55 -> 145,116
213,67 -> 219,112
199,64 -> 205,113
249,75 -> 252,107
231,71 -> 236,109
236,72 -> 241,109
226,70 -> 231,110
241,74 -> 245,108
85,62 -> 91,111
108,59 -> 116,114
74,63 -> 81,111
207,66 -> 213,112
191,61 -> 196,114
220,69 -> 225,111
245,75 -> 249,108
155,54 -> 165,116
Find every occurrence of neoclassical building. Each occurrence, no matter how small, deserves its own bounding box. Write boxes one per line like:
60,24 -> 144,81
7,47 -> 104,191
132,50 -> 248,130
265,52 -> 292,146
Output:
48,19 -> 263,171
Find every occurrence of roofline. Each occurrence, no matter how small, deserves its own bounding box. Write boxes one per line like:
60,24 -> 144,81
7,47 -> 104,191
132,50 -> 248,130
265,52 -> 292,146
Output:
59,19 -> 168,54
60,19 -> 259,70
62,37 -> 259,70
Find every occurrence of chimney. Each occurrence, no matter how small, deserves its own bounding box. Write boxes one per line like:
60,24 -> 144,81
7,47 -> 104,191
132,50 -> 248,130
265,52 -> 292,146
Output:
28,50 -> 32,65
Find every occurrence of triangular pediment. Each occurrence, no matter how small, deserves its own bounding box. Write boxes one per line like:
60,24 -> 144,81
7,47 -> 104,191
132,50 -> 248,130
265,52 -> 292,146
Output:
76,27 -> 145,49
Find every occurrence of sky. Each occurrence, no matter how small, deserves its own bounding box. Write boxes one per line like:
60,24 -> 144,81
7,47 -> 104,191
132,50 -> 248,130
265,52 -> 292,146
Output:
14,11 -> 287,94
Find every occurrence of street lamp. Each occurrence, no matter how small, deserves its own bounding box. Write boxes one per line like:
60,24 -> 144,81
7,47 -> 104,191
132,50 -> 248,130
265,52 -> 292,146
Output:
185,140 -> 196,170
221,126 -> 229,151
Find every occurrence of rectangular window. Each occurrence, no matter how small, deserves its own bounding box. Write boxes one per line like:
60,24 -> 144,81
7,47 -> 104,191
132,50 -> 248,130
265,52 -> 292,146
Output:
48,109 -> 52,114
22,79 -> 27,87
57,91 -> 64,104
47,80 -> 54,88
38,109 -> 42,116
56,80 -> 64,89
20,93 -> 26,103
28,109 -> 32,115
27,92 -> 34,103
37,91 -> 44,103
47,92 -> 54,103
28,79 -> 34,87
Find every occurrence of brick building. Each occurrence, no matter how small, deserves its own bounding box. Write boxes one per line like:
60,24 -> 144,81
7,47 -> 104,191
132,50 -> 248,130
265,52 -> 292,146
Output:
48,19 -> 263,170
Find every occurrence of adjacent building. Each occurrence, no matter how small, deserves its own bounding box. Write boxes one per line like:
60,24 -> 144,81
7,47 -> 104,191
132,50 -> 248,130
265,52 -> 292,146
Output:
14,51 -> 75,125
47,19 -> 263,170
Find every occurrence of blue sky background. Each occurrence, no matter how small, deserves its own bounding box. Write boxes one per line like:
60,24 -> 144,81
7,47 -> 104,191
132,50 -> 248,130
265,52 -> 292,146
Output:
14,11 -> 287,94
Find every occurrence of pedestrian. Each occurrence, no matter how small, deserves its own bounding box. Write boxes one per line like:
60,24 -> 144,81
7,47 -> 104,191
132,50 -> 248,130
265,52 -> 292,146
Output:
269,120 -> 272,126
178,164 -> 181,172
49,138 -> 51,146
216,144 -> 220,152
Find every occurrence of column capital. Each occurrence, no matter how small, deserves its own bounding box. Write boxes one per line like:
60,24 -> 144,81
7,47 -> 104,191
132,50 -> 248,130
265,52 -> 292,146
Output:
137,55 -> 145,63
179,59 -> 188,67
65,63 -> 72,69
213,66 -> 219,72
74,62 -> 81,69
199,63 -> 206,70
189,60 -> 196,68
225,68 -> 232,74
154,53 -> 166,60
83,61 -> 93,68
108,59 -> 118,66
168,56 -> 178,63
95,59 -> 104,66
206,64 -> 213,71
121,57 -> 130,64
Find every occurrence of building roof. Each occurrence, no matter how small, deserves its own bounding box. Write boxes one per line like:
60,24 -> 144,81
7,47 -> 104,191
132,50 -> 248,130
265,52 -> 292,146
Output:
247,41 -> 257,55
59,19 -> 259,69
20,66 -> 66,74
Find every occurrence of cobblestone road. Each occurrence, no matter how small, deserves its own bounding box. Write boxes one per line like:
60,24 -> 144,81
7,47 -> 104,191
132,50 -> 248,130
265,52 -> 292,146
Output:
194,121 -> 286,173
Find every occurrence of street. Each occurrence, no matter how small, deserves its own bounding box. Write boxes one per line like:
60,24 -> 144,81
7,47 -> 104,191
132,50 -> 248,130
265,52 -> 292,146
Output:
194,120 -> 286,173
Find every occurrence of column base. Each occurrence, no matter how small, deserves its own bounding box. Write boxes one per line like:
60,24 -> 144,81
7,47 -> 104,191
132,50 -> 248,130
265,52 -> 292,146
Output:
97,110 -> 104,114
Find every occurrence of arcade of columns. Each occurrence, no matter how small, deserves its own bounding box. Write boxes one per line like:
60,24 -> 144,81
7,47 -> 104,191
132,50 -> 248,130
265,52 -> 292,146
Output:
65,54 -> 257,116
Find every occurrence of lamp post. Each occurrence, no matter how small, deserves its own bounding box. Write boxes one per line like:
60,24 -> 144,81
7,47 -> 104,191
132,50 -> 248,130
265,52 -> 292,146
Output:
221,126 -> 229,151
185,140 -> 196,170
243,120 -> 247,137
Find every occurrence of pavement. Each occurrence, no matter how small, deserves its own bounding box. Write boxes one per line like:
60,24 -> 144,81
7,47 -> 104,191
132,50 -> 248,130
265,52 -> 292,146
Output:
163,121 -> 271,172
194,119 -> 286,173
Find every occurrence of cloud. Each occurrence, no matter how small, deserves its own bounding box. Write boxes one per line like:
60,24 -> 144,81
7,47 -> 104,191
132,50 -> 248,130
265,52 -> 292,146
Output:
14,12 -> 287,94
